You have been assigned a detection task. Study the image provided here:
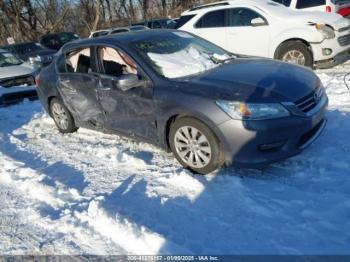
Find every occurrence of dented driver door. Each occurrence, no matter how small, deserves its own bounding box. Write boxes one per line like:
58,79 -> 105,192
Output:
94,46 -> 158,141
97,75 -> 158,141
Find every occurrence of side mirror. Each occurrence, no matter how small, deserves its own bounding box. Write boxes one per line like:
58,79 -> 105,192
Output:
251,17 -> 267,27
116,74 -> 140,91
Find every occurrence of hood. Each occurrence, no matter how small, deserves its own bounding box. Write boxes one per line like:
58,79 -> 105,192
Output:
276,9 -> 350,30
265,0 -> 350,30
0,63 -> 37,79
19,49 -> 56,61
179,59 -> 318,103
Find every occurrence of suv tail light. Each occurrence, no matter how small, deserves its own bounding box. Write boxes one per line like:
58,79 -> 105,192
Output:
326,5 -> 332,12
35,74 -> 40,86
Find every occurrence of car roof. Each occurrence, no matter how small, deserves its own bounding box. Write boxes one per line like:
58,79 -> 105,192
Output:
182,0 -> 306,20
183,0 -> 286,14
41,32 -> 76,39
62,29 -> 178,52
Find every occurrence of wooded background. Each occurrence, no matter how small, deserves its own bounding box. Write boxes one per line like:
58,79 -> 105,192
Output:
0,0 -> 215,45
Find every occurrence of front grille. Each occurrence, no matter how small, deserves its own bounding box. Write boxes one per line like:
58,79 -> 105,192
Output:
338,34 -> 350,46
0,75 -> 34,88
338,25 -> 350,33
295,87 -> 323,114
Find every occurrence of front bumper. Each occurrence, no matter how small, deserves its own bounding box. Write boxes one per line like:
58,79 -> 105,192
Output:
214,95 -> 328,168
0,85 -> 37,105
311,34 -> 350,68
315,48 -> 350,69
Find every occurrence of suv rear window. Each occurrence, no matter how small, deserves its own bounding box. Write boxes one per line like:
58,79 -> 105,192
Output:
271,0 -> 292,6
296,0 -> 326,9
175,15 -> 196,29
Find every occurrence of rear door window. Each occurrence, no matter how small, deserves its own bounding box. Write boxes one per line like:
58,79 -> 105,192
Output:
65,48 -> 92,73
296,0 -> 326,9
195,9 -> 226,28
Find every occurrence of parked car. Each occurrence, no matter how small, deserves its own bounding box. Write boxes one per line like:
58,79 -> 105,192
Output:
40,32 -> 79,51
2,42 -> 56,68
0,49 -> 38,104
132,18 -> 177,29
36,30 -> 328,174
272,0 -> 350,18
89,26 -> 149,38
178,0 -> 350,68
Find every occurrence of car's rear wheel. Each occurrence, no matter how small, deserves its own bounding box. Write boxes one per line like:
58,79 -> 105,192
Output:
276,41 -> 313,68
169,117 -> 224,174
49,98 -> 77,133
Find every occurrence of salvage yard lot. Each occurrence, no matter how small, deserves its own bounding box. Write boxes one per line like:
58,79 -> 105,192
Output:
0,62 -> 350,255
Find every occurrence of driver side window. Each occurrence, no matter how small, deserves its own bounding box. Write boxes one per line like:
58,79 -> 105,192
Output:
97,47 -> 138,77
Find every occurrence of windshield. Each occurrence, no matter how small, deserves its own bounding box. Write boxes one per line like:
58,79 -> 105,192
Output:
133,32 -> 232,78
0,52 -> 22,67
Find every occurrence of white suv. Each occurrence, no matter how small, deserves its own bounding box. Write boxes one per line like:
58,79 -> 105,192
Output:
272,0 -> 350,18
178,0 -> 350,68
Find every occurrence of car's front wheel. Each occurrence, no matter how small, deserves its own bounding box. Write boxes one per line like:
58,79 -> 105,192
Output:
276,41 -> 313,68
169,117 -> 224,174
49,98 -> 78,133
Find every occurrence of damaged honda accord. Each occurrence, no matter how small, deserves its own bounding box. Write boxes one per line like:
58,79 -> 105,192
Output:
36,30 -> 328,174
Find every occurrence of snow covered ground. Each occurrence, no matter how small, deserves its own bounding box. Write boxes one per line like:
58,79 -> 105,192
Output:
0,62 -> 350,255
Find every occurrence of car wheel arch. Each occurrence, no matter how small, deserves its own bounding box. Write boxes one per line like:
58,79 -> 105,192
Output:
274,38 -> 313,60
163,112 -> 220,151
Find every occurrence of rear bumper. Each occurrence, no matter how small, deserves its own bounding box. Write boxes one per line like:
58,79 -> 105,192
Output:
0,85 -> 37,105
213,96 -> 328,168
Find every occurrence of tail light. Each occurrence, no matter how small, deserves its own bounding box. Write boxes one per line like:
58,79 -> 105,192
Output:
35,74 -> 40,86
326,5 -> 332,13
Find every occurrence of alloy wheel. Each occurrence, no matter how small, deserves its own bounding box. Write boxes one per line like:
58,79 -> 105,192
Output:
282,50 -> 306,65
174,126 -> 212,168
51,102 -> 69,130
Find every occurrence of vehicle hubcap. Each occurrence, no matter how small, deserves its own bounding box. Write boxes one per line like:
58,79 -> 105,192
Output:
52,103 -> 68,130
174,126 -> 212,169
282,50 -> 306,65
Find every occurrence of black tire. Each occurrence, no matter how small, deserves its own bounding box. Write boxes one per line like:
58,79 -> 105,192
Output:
169,117 -> 224,175
275,41 -> 313,68
49,98 -> 78,134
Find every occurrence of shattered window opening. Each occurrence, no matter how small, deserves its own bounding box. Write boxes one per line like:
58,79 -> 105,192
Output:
98,47 -> 138,77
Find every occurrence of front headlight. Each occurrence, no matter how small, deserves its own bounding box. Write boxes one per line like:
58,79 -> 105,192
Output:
28,55 -> 42,64
216,101 -> 290,120
315,24 -> 335,39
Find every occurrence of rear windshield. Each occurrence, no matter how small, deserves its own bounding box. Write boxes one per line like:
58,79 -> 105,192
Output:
11,43 -> 44,54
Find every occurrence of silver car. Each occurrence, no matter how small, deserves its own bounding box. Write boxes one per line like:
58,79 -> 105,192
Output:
0,49 -> 38,105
